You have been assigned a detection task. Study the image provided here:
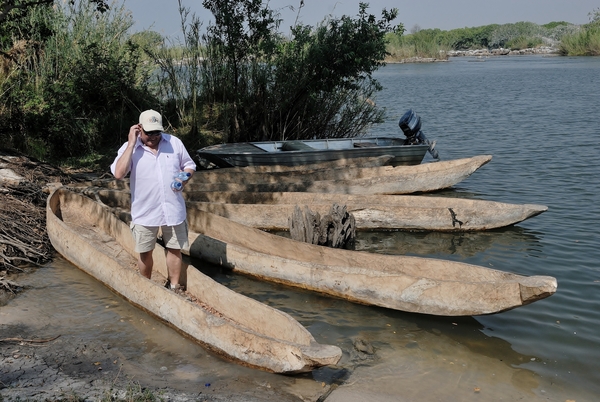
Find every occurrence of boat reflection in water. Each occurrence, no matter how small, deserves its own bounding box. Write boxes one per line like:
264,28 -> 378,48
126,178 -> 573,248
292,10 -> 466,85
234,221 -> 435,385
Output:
354,225 -> 543,259
272,224 -> 542,261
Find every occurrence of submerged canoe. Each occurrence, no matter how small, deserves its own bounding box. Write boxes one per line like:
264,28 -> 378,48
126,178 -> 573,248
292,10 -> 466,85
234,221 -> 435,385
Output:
46,188 -> 341,373
85,191 -> 557,316
94,189 -> 547,231
94,155 -> 492,195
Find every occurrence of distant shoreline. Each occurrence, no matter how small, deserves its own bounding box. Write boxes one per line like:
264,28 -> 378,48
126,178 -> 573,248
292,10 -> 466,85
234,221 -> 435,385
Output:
386,46 -> 560,63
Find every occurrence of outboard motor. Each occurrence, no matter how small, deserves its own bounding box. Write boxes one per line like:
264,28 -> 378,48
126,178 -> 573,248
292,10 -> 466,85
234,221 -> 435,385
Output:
398,109 -> 439,160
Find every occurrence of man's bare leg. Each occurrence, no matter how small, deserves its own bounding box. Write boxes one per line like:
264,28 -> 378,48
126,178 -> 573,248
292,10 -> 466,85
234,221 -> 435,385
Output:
138,251 -> 153,279
166,248 -> 182,287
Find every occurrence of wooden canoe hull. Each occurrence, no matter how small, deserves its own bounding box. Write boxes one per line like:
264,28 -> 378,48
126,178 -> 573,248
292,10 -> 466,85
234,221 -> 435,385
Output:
195,154 -> 398,172
186,155 -> 492,195
83,193 -> 556,315
183,192 -> 547,231
184,210 -> 557,316
92,189 -> 547,231
97,155 -> 492,195
46,188 -> 341,373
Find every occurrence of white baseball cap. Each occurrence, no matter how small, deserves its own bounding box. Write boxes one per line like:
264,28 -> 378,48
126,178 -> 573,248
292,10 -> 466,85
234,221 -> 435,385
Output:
139,109 -> 164,132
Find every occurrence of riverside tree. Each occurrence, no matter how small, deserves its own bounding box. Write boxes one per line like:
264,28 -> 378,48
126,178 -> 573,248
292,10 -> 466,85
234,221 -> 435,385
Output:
199,0 -> 401,143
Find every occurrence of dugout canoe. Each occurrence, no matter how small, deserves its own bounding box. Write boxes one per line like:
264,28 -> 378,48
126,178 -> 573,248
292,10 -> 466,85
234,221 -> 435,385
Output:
183,191 -> 547,231
187,155 -> 492,195
95,155 -> 492,195
184,210 -> 557,316
84,191 -> 557,315
46,188 -> 341,373
93,189 -> 547,231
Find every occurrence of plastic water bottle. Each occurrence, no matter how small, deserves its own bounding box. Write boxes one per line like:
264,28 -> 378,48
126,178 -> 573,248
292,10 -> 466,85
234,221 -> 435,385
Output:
171,171 -> 191,191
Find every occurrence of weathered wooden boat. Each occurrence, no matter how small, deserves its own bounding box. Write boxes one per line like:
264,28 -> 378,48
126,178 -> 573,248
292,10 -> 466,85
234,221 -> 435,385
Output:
84,191 -> 557,316
90,155 -> 396,191
93,189 -> 547,231
185,155 -> 493,195
185,210 -> 557,316
197,137 -> 431,168
93,155 -> 492,195
197,154 -> 398,172
46,188 -> 342,373
183,192 -> 547,231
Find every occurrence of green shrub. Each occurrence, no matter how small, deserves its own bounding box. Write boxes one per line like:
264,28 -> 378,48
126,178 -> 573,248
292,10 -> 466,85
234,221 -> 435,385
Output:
558,8 -> 600,55
505,36 -> 544,50
146,1 -> 397,144
0,1 -> 156,162
385,28 -> 450,60
559,26 -> 600,55
542,21 -> 570,30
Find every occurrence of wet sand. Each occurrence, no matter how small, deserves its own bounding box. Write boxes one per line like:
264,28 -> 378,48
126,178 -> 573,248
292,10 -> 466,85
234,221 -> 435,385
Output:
0,260 -> 335,401
1,258 -> 592,402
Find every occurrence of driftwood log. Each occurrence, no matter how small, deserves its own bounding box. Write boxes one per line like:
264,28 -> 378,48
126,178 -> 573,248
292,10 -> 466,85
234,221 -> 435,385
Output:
289,204 -> 356,249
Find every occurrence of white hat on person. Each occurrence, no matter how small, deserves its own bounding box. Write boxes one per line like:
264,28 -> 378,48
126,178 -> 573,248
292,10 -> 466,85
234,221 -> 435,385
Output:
139,109 -> 164,132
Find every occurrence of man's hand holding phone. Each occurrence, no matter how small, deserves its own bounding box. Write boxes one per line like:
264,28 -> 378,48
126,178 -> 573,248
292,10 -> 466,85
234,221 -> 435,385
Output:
128,123 -> 141,146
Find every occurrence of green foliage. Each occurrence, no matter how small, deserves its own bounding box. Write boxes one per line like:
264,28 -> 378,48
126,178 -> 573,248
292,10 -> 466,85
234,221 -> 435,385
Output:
200,0 -> 281,142
542,21 -> 570,29
385,19 -> 586,58
558,7 -> 600,55
505,36 -> 543,50
142,2 -> 214,150
489,21 -> 543,48
442,25 -> 499,49
0,1 -> 156,161
191,1 -> 396,143
386,27 -> 451,59
588,7 -> 600,26
559,25 -> 600,55
4,1 -> 599,166
0,0 -> 109,27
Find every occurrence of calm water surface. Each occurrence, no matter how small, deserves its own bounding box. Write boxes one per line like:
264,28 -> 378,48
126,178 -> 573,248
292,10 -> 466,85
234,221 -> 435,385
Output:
366,55 -> 600,395
7,55 -> 600,400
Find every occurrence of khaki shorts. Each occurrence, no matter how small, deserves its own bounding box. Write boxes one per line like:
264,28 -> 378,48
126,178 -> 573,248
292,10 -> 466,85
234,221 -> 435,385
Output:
130,221 -> 189,253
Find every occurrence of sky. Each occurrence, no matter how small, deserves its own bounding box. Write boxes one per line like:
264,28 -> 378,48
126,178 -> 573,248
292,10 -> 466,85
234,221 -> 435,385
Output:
123,0 -> 599,38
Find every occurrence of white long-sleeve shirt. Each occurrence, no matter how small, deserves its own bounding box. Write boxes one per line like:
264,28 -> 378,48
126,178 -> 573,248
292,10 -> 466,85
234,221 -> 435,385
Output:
110,133 -> 196,226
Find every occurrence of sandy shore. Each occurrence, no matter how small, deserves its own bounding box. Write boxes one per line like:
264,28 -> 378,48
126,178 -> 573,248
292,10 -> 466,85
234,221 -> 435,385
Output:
0,264 -> 333,402
2,261 -> 591,402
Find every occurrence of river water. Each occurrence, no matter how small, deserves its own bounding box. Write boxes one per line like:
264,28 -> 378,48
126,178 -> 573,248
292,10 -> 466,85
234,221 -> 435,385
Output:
5,55 -> 600,401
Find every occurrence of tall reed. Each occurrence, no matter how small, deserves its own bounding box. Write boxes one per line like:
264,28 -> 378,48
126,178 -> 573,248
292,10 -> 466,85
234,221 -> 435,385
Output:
142,2 -> 212,149
385,29 -> 450,61
559,28 -> 600,55
559,9 -> 600,56
0,1 -> 154,161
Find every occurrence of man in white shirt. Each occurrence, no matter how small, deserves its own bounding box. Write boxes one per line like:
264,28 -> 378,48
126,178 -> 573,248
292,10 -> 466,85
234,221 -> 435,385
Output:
111,110 -> 196,292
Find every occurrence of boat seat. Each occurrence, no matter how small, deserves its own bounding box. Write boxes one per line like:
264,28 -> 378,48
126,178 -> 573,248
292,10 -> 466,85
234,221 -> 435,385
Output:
281,141 -> 315,151
353,142 -> 378,148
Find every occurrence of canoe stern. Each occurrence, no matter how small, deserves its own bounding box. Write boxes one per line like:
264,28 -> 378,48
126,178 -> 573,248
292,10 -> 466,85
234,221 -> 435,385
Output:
519,275 -> 558,305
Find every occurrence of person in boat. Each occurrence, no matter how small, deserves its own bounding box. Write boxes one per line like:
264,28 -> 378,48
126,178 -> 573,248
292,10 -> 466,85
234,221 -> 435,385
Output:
110,109 -> 196,293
